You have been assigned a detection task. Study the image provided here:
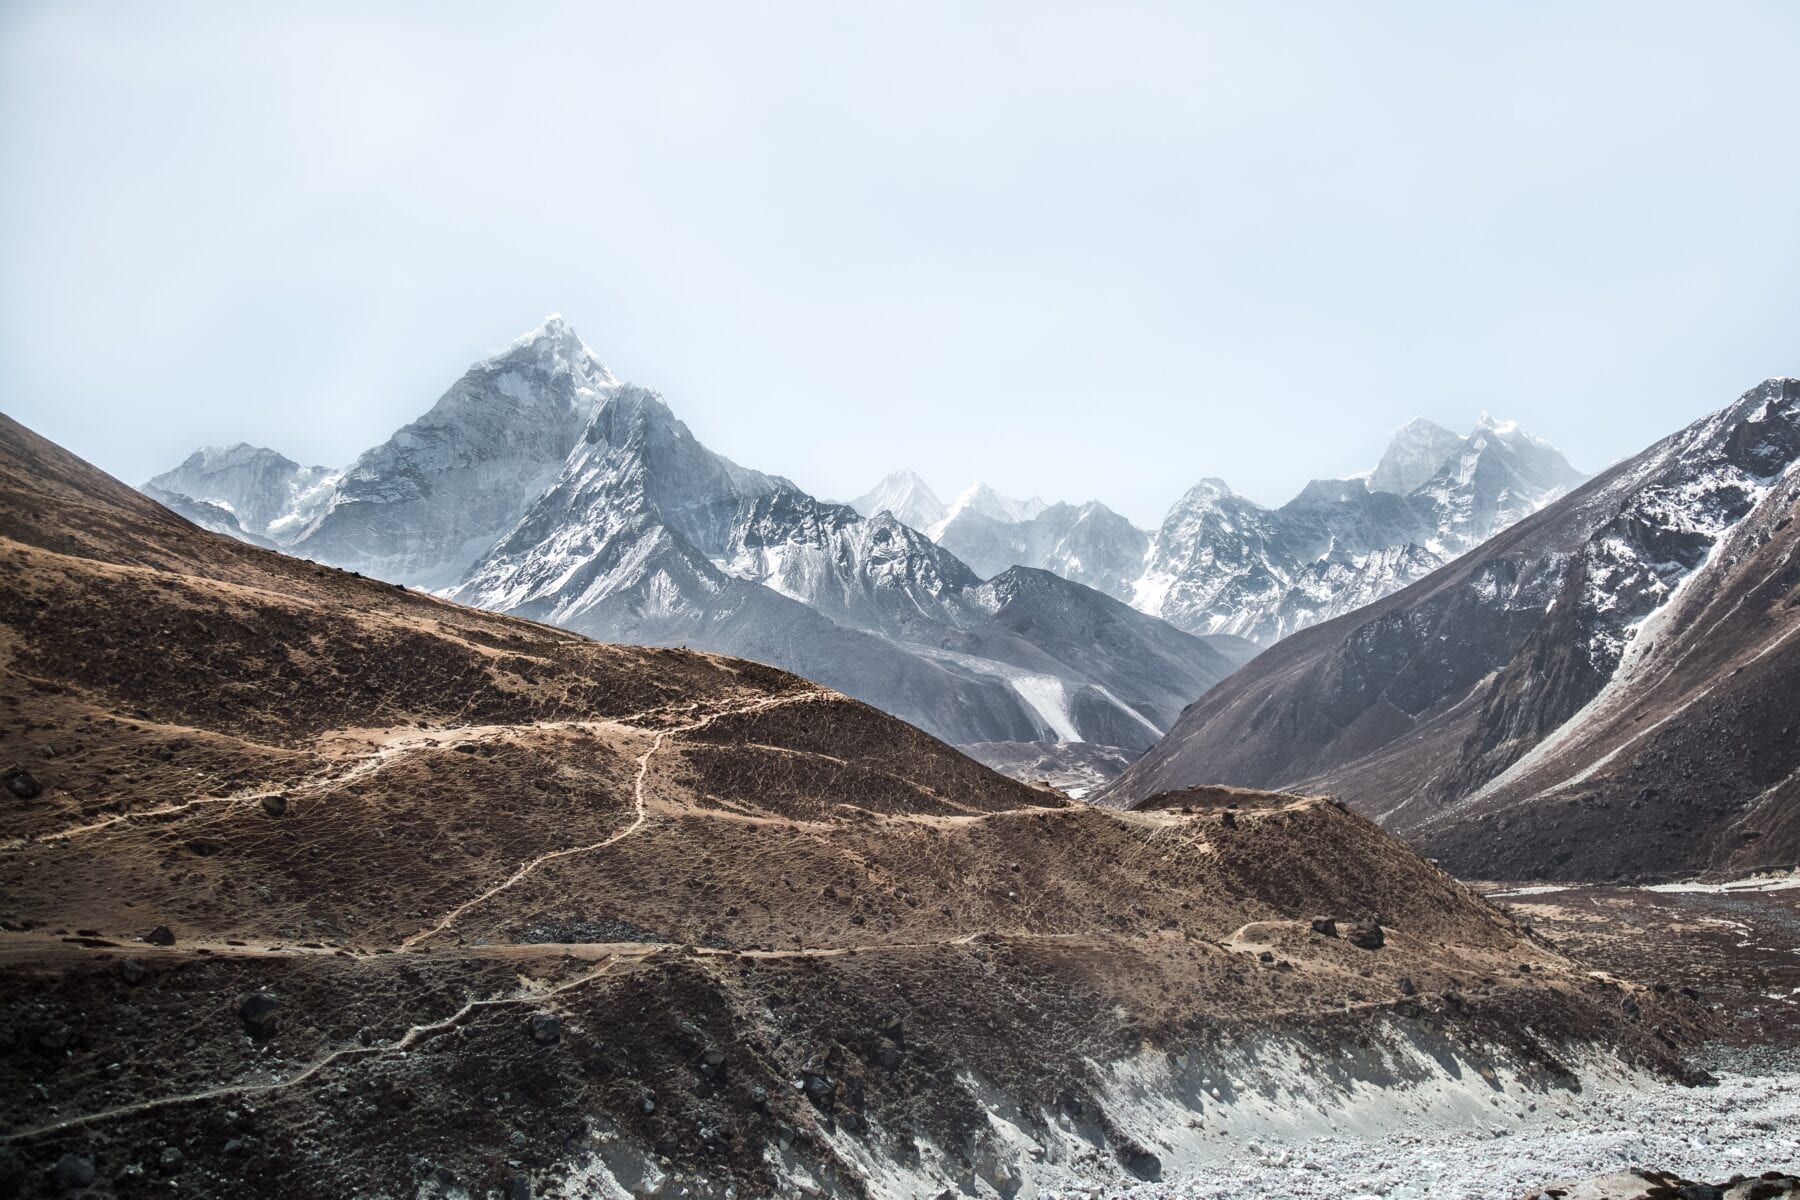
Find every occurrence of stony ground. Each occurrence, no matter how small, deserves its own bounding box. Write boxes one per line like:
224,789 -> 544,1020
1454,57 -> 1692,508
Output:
1077,1059 -> 1800,1200
1078,880 -> 1800,1199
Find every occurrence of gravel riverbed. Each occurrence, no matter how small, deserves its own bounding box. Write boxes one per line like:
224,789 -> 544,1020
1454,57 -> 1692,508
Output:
1077,1060 -> 1800,1200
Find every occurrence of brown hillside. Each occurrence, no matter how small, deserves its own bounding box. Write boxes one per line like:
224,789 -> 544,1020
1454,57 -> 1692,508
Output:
0,412 -> 1706,1199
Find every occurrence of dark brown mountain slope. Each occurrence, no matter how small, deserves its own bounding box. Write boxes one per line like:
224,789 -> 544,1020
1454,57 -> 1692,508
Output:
1106,380 -> 1800,884
0,412 -> 1703,1198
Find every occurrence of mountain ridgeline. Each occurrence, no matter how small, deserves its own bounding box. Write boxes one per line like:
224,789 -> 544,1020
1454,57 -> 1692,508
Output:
143,319 -> 1238,763
1106,379 -> 1800,883
856,417 -> 1586,647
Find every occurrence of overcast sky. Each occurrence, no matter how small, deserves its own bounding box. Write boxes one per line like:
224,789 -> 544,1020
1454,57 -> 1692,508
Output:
3,2 -> 1796,524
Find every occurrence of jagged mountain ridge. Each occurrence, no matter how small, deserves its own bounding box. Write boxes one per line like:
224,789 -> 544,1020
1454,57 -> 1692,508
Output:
864,415 -> 1584,646
1105,379 -> 1800,883
145,320 -> 1238,753
445,386 -> 1237,751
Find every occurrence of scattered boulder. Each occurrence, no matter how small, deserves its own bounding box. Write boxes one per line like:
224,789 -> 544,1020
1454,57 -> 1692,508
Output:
1343,921 -> 1385,950
802,1072 -> 834,1107
503,1174 -> 532,1200
144,926 -> 176,947
33,1023 -> 74,1055
260,793 -> 288,817
238,992 -> 280,1036
1398,976 -> 1417,996
157,1147 -> 184,1174
50,1153 -> 94,1192
2,766 -> 42,799
1310,916 -> 1338,937
116,957 -> 149,985
1524,1169 -> 1799,1200
527,1011 -> 561,1044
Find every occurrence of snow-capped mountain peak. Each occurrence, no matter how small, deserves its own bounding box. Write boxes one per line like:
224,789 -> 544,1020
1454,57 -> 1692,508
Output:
930,481 -> 1049,538
850,468 -> 947,531
1367,417 -> 1467,496
472,314 -> 620,407
144,443 -> 337,543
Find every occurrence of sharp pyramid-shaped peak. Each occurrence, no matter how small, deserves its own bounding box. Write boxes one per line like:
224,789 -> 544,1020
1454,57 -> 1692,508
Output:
851,468 -> 947,530
1367,417 -> 1470,497
1173,476 -> 1244,508
476,314 -> 621,393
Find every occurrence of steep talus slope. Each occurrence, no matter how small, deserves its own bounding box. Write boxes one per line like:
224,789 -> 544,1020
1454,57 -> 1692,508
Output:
1,412 -> 1704,1198
1107,380 -> 1800,883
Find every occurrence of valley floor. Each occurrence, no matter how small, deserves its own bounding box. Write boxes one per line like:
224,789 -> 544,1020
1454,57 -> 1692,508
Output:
1082,1062 -> 1800,1200
1079,879 -> 1800,1200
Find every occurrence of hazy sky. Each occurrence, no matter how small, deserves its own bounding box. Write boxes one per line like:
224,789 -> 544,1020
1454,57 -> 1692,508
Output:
3,2 -> 1797,525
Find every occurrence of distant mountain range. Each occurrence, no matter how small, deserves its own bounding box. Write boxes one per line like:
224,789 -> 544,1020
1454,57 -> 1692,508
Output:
1105,378 -> 1800,883
855,415 -> 1586,646
144,318 -> 1240,774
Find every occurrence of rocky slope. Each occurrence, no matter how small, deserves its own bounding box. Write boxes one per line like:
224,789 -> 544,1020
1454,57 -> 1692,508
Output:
0,412 -> 1708,1198
144,321 -> 1237,759
1105,379 -> 1800,883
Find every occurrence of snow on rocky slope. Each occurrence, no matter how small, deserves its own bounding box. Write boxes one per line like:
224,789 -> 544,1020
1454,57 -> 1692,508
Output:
143,443 -> 336,546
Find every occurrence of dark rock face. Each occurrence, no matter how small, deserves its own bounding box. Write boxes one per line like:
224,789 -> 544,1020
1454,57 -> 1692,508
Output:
1110,379 -> 1800,882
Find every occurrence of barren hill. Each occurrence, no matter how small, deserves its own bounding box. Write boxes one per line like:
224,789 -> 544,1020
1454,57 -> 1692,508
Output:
0,412 -> 1706,1198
